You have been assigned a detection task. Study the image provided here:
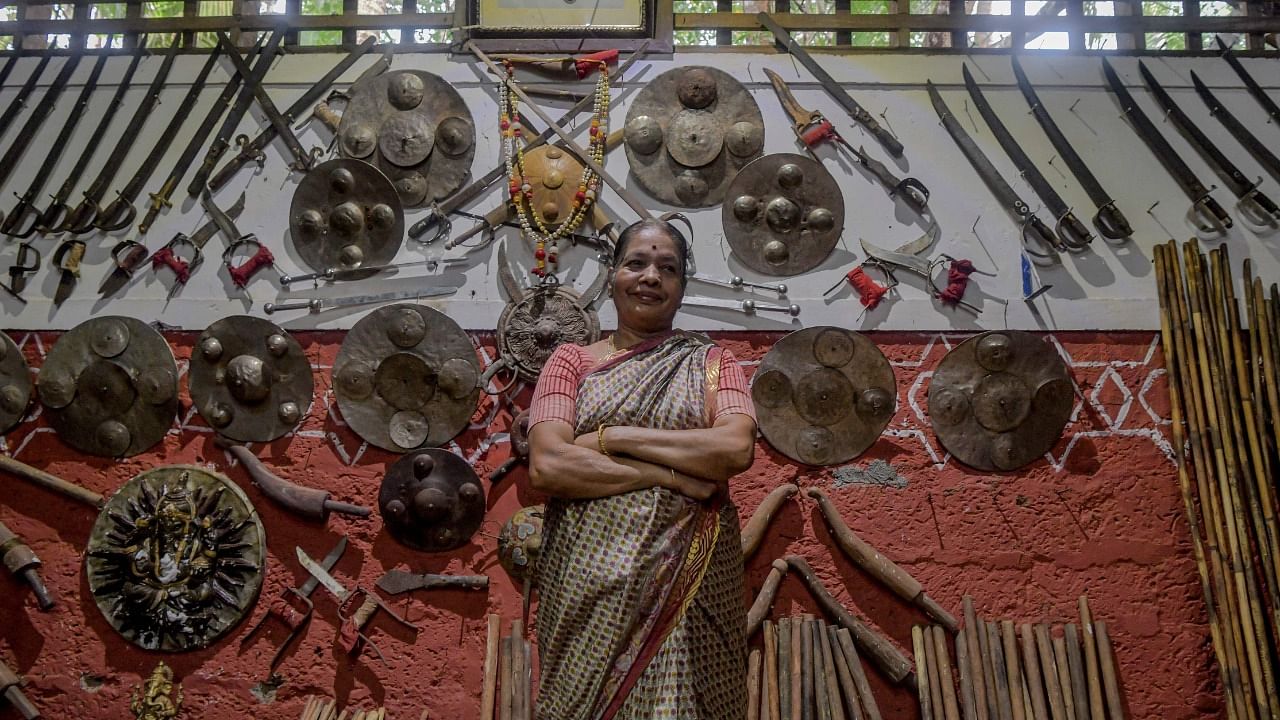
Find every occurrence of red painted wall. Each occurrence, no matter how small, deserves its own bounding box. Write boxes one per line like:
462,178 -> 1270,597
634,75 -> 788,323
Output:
0,330 -> 1213,719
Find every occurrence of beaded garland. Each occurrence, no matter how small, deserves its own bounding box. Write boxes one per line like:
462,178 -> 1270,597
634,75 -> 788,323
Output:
499,59 -> 610,279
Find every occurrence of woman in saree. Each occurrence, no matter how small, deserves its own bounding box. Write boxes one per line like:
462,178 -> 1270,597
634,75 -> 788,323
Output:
527,218 -> 758,719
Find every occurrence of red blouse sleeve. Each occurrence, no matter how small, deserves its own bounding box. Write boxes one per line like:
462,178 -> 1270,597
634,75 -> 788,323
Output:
714,348 -> 756,423
529,344 -> 589,429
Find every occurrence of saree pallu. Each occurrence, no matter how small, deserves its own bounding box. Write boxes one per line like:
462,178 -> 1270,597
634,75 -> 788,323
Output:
535,334 -> 747,720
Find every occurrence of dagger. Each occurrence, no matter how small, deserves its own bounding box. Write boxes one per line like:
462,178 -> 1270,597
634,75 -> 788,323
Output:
375,569 -> 490,595
240,537 -> 347,673
296,546 -> 419,661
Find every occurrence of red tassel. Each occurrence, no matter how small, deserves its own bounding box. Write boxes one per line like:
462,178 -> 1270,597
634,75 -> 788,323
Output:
575,50 -> 619,78
227,245 -> 275,288
150,247 -> 191,284
937,259 -> 976,306
798,119 -> 836,148
846,267 -> 887,310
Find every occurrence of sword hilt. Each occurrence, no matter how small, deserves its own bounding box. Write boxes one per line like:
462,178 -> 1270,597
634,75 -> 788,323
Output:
407,206 -> 448,242
222,235 -> 277,288
1021,216 -> 1060,267
151,233 -> 203,294
1191,194 -> 1233,233
1238,187 -> 1280,226
7,242 -> 41,295
93,193 -> 137,232
138,178 -> 177,235
1092,201 -> 1132,241
1,195 -> 39,239
277,269 -> 334,287
893,176 -> 931,216
33,198 -> 69,235
1053,210 -> 1095,251
62,196 -> 100,235
110,239 -> 149,275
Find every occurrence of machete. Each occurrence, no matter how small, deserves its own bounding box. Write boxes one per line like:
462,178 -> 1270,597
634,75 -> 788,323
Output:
34,46 -> 146,234
138,35 -> 266,234
961,64 -> 1094,251
1137,60 -> 1277,225
1189,69 -> 1280,184
757,11 -> 903,158
207,35 -> 381,192
3,51 -> 102,238
93,45 -> 223,232
0,55 -> 52,146
1216,35 -> 1280,126
1100,58 -> 1232,233
1010,54 -> 1132,241
926,80 -> 1059,266
214,31 -> 316,173
0,54 -> 81,221
61,35 -> 183,234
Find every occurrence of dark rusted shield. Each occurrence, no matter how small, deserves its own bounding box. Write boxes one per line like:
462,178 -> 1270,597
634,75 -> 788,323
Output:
290,158 -> 404,280
85,465 -> 265,651
928,330 -> 1073,471
724,153 -> 844,276
337,69 -> 474,207
752,326 -> 895,466
333,304 -> 480,452
497,504 -> 544,584
37,316 -> 177,457
624,66 -> 765,208
189,316 -> 313,442
380,448 -> 485,552
495,242 -> 603,381
0,332 -> 32,434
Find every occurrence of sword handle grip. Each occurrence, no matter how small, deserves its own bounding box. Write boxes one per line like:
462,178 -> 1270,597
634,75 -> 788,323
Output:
1092,201 -> 1132,241
1194,194 -> 1234,231
338,594 -> 378,655
263,299 -> 321,314
867,121 -> 904,158
225,240 -> 275,288
1021,216 -> 1060,266
1054,210 -> 1095,251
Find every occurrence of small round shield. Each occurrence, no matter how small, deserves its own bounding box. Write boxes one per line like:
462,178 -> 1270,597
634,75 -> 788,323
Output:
0,332 -> 32,434
723,153 -> 844,276
380,449 -> 485,552
290,158 -> 404,280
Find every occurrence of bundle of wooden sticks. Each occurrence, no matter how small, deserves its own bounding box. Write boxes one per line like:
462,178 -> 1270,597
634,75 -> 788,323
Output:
746,614 -> 883,720
299,696 -> 424,720
914,595 -> 1125,720
1154,239 -> 1280,719
480,614 -> 533,720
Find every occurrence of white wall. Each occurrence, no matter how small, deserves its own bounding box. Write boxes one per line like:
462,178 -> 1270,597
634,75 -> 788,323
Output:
0,48 -> 1276,332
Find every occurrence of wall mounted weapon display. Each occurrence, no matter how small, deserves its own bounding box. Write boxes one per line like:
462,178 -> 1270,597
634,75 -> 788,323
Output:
379,448 -> 486,552
216,436 -> 372,522
0,54 -> 81,230
961,64 -> 1095,253
289,158 -> 405,279
1010,56 -> 1133,242
240,537 -> 347,675
296,545 -> 420,662
1216,35 -> 1280,126
0,331 -> 32,434
1189,69 -> 1280,185
723,153 -> 844,277
0,55 -> 52,158
1136,61 -> 1279,228
859,238 -> 989,315
116,193 -> 247,299
1100,58 -> 1234,236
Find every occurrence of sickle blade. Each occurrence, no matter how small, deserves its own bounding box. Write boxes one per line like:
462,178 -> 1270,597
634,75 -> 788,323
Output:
496,240 -> 524,301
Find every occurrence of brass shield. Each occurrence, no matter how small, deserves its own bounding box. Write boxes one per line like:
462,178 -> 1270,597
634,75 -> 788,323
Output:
290,158 -> 404,280
723,153 -> 844,276
0,331 -> 32,434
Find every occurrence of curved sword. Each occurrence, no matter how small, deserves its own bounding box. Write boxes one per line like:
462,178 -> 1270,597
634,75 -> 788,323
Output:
1217,35 -> 1280,126
1190,69 -> 1280,184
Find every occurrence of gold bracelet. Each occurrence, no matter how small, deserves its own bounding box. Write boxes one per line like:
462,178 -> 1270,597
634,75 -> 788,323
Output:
670,467 -> 676,485
597,424 -> 610,456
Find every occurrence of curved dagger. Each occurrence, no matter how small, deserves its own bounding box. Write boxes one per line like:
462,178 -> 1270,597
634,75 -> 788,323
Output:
1010,55 -> 1131,241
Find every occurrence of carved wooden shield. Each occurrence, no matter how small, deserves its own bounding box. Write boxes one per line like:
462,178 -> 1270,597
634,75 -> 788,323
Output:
189,316 -> 313,443
723,153 -> 844,276
928,331 -> 1073,471
332,304 -> 480,452
85,465 -> 265,651
290,158 -> 404,280
37,316 -> 177,457
379,449 -> 485,552
337,69 -> 475,207
624,66 -> 765,208
0,331 -> 31,434
752,327 -> 896,466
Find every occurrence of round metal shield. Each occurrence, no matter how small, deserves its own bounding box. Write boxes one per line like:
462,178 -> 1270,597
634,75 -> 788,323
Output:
289,158 -> 404,280
336,69 -> 475,207
84,465 -> 265,651
752,327 -> 895,466
497,504 -> 544,584
723,153 -> 844,276
379,448 -> 485,552
624,66 -> 765,208
0,332 -> 32,434
928,331 -> 1073,471
189,316 -> 313,443
518,145 -> 586,228
497,285 -> 601,382
38,316 -> 177,457
333,304 -> 480,452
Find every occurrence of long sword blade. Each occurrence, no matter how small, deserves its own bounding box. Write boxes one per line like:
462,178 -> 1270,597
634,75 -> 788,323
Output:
215,31 -> 314,171
0,54 -> 81,192
0,55 -> 52,143
1217,35 -> 1280,125
1190,69 -> 1280,183
296,546 -> 350,601
296,537 -> 347,599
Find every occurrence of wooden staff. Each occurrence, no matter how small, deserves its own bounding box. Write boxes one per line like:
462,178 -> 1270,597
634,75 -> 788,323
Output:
837,628 -> 883,720
780,617 -> 794,720
977,619 -> 1001,720
802,615 -> 816,720
1094,622 -> 1126,720
499,636 -> 513,720
914,626 -> 935,720
1033,625 -> 1067,720
1256,278 -> 1280,468
933,626 -> 962,720
1050,633 -> 1076,720
743,484 -> 799,560
750,648 -> 763,720
1062,625 -> 1089,720
0,455 -> 106,508
1074,598 -> 1106,720
828,624 -> 865,720
807,488 -> 958,631
792,615 -> 804,720
814,620 -> 836,720
766,619 -> 782,720
986,622 -> 1013,720
963,597 -> 991,720
785,555 -> 914,685
956,630 -> 977,720
1000,622 -> 1026,720
749,559 -> 790,637
511,620 -> 526,720
1019,624 -> 1049,720
521,636 -> 532,720
818,619 -> 846,720
481,614 -> 500,720
923,626 -> 947,720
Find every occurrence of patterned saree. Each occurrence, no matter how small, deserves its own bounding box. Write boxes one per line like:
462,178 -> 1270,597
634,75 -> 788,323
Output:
534,333 -> 747,720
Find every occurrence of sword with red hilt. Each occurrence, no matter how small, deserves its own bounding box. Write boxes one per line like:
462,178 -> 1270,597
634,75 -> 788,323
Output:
146,192 -> 246,300
763,68 -> 930,216
296,546 -> 419,663
241,537 -> 347,674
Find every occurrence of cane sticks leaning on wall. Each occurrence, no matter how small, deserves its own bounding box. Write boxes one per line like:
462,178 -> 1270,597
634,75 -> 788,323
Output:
915,595 -> 1127,720
753,615 -> 883,720
1155,239 -> 1280,720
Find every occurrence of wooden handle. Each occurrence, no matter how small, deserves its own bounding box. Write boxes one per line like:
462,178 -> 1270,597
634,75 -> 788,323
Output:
748,648 -> 763,720
986,622 -> 1013,720
498,636 -> 513,720
801,617 -> 815,720
790,617 -> 803,720
1050,632 -> 1077,720
806,488 -> 924,601
1033,625 -> 1066,720
956,631 -> 977,720
352,595 -> 378,630
932,626 -> 961,720
827,624 -> 864,720
764,620 -> 782,720
1019,624 -> 1050,720
913,626 -> 934,720
480,614 -> 500,720
748,559 -> 789,637
1061,625 -> 1089,720
1077,597 -> 1106,720
742,484 -> 798,560
976,618 -> 1001,720
923,627 -> 946,720
0,455 -> 104,509
313,101 -> 342,131
815,619 -> 842,720
786,555 -> 913,685
962,597 -> 990,720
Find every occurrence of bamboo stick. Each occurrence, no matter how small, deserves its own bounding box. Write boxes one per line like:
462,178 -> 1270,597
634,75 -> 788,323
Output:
933,626 -> 962,720
977,619 -> 1001,720
1050,633 -> 1076,720
510,624 -> 526,720
836,628 -> 882,720
1075,598 -> 1106,720
986,622 -> 1013,720
828,625 -> 865,720
1062,625 -> 1089,720
780,617 -> 794,720
792,615 -> 804,720
1000,622 -> 1026,720
1033,625 -> 1067,720
802,615 -> 816,720
750,647 -> 763,720
924,626 -> 947,720
499,636 -> 513,720
957,630 -> 977,720
914,626 -> 935,720
813,621 -> 833,720
1094,622 -> 1125,720
1019,624 -> 1049,720
481,614 -> 500,720
749,560 -> 790,638
521,636 -> 532,720
963,597 -> 991,720
818,620 -> 846,720
766,619 -> 781,720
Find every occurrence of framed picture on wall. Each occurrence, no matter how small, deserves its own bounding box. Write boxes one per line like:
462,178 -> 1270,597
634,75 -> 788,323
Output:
460,0 -> 672,53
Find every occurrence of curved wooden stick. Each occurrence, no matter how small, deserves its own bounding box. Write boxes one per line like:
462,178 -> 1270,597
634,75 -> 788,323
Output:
0,454 -> 104,509
742,484 -> 799,560
748,559 -> 790,638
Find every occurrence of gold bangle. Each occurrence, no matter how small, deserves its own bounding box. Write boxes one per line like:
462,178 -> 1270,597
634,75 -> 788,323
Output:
670,467 -> 676,485
597,424 -> 610,456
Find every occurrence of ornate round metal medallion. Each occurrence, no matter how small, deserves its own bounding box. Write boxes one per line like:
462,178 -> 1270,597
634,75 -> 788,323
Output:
337,69 -> 475,207
0,332 -> 32,434
624,66 -> 765,208
518,144 -> 592,230
928,331 -> 1073,471
723,153 -> 844,276
189,316 -> 313,442
752,327 -> 895,466
85,465 -> 265,651
379,448 -> 485,552
290,158 -> 404,280
333,304 -> 480,452
37,316 -> 177,457
497,504 -> 544,584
